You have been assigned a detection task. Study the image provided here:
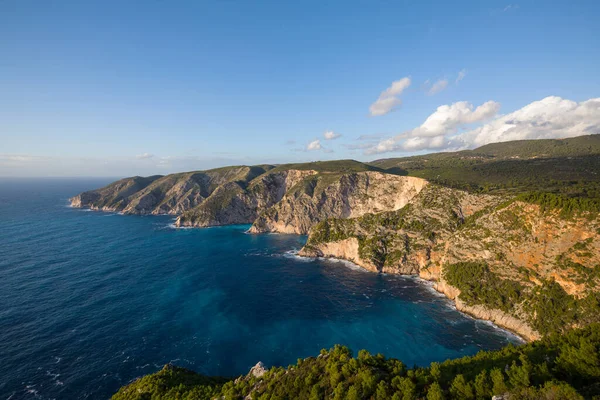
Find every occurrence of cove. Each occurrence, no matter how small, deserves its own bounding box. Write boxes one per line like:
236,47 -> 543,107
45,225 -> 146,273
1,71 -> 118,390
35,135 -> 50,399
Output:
0,179 -> 521,400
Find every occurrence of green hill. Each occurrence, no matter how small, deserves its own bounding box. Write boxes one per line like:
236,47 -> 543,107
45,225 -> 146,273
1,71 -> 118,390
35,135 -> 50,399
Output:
268,159 -> 384,174
370,134 -> 600,196
112,324 -> 600,400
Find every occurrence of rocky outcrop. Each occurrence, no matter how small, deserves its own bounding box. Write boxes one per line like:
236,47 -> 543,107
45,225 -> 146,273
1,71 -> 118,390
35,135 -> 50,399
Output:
248,362 -> 267,378
70,162 -> 428,232
299,238 -> 379,272
175,169 -> 316,227
434,279 -> 541,341
443,201 -> 600,296
301,184 -> 501,272
299,184 -> 600,341
69,167 -> 270,215
249,173 -> 428,234
71,159 -> 600,342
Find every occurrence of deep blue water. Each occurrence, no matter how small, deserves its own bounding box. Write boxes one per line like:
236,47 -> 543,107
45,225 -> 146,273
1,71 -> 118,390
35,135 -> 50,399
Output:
0,178 -> 521,399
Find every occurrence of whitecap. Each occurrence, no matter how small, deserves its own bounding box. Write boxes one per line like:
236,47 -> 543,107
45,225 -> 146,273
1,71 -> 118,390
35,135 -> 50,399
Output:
165,223 -> 194,230
319,257 -> 369,272
281,249 -> 314,262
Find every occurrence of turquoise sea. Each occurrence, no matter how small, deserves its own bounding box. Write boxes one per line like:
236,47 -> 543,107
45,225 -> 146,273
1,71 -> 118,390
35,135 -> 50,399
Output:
0,178 -> 521,399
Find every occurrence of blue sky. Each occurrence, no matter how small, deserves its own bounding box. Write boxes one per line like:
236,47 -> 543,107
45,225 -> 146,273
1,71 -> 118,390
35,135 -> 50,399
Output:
1,0 -> 599,176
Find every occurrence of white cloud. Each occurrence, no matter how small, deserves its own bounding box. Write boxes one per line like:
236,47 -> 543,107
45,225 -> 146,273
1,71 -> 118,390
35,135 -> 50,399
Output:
323,130 -> 342,140
427,79 -> 448,95
456,69 -> 467,84
412,100 -> 500,137
369,77 -> 411,116
306,139 -> 322,151
460,96 -> 600,147
504,4 -> 519,12
364,96 -> 600,155
365,100 -> 501,154
136,153 -> 154,159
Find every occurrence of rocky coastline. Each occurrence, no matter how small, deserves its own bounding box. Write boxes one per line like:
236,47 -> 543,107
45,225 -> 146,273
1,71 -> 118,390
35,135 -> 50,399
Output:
296,249 -> 534,342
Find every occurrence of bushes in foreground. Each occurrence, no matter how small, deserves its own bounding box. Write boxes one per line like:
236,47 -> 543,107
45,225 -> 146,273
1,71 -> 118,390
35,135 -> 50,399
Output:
113,324 -> 600,400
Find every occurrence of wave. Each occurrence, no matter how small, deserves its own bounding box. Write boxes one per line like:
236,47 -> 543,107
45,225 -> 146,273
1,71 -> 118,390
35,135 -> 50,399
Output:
46,371 -> 64,386
322,257 -> 369,272
25,385 -> 41,398
282,249 -> 313,262
164,223 -> 195,230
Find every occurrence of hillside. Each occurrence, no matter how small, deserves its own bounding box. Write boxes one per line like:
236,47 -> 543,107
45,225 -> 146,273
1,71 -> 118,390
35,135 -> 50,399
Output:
72,135 -> 600,398
70,160 -> 424,233
71,135 -> 600,227
370,134 -> 600,195
112,324 -> 600,400
71,135 -> 600,337
301,184 -> 600,340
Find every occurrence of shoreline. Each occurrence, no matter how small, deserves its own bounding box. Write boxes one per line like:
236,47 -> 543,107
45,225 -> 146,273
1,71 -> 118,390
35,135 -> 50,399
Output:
67,204 -> 531,342
293,251 -> 530,343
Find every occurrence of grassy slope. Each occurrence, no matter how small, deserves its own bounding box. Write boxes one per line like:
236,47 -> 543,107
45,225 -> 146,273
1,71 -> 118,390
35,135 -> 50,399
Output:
370,134 -> 600,195
266,159 -> 382,174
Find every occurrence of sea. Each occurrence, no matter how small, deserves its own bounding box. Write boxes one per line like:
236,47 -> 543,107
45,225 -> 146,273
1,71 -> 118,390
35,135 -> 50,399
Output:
0,178 -> 521,399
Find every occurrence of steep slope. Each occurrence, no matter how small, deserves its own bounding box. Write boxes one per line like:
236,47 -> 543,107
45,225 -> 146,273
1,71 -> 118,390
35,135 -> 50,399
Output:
299,184 -> 498,272
112,324 -> 600,400
71,160 -> 424,231
249,172 -> 427,234
69,175 -> 163,210
370,134 -> 600,195
300,186 -> 600,340
174,169 -> 317,227
69,166 -> 274,215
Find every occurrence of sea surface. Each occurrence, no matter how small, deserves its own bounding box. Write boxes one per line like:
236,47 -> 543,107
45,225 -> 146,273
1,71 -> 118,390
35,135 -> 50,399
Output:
0,178 -> 521,399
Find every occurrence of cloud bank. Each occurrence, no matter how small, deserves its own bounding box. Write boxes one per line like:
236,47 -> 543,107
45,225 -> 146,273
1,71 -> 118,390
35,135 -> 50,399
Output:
365,96 -> 600,154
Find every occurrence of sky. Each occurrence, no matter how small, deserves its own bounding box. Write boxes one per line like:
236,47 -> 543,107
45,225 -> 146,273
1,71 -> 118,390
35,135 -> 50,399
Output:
1,0 -> 599,177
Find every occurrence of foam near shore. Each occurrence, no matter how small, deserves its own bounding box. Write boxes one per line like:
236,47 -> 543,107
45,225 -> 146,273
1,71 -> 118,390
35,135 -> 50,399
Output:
291,250 -> 528,342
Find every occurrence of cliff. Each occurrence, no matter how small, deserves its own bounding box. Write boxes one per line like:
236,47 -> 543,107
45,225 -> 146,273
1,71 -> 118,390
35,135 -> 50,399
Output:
249,172 -> 427,234
300,185 -> 600,340
69,166 -> 274,215
70,160 -> 427,231
70,139 -> 600,341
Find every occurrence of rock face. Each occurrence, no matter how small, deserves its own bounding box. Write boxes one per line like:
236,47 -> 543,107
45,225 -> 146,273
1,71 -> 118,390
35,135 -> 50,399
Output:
69,167 -> 271,216
301,184 -> 501,274
71,159 -> 600,342
435,280 -> 541,342
300,184 -> 600,340
70,161 -> 427,232
175,169 -> 317,227
249,172 -> 427,234
248,362 -> 267,378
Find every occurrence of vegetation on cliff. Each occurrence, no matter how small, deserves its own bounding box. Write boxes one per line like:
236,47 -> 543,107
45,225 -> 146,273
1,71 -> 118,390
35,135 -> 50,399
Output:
72,135 -> 600,232
444,262 -> 600,336
305,184 -> 491,272
303,181 -> 600,339
112,324 -> 600,400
